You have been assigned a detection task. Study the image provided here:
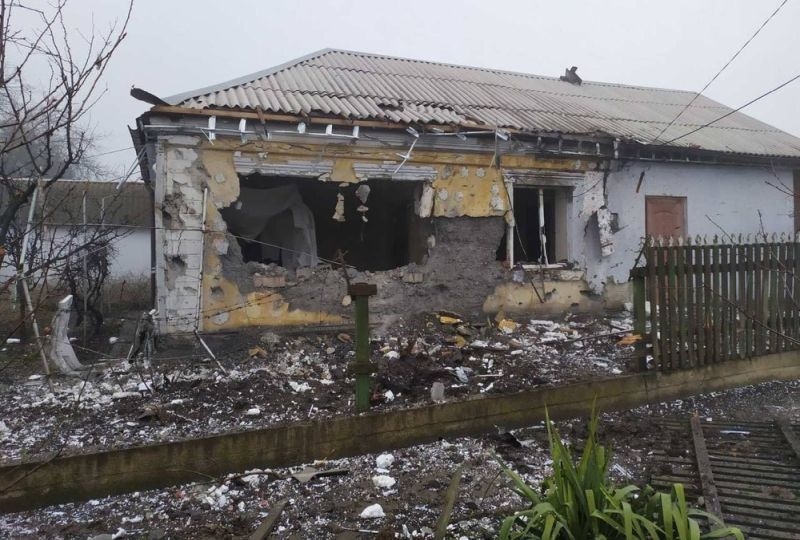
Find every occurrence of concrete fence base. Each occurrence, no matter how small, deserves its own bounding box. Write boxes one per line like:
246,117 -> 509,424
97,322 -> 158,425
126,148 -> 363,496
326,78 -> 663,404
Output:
2,351 -> 799,513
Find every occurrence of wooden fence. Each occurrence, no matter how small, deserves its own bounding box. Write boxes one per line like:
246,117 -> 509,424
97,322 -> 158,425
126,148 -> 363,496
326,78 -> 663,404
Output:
630,234 -> 800,371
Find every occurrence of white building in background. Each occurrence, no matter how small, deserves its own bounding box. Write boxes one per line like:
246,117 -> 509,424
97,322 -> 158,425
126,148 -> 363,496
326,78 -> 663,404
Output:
0,179 -> 152,282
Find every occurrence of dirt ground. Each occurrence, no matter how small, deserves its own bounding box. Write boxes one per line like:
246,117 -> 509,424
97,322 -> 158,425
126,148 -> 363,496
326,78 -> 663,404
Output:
2,379 -> 799,539
0,311 -> 631,461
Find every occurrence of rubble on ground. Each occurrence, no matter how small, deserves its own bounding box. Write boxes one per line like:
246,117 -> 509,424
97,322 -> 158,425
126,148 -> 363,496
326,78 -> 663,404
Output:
3,379 -> 798,539
0,311 -> 633,461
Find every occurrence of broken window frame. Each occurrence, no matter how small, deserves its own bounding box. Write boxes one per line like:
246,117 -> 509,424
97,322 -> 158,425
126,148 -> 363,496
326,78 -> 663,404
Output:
504,177 -> 568,270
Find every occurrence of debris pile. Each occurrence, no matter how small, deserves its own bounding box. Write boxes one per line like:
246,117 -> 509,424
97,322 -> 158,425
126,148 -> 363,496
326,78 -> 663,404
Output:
0,311 -> 633,461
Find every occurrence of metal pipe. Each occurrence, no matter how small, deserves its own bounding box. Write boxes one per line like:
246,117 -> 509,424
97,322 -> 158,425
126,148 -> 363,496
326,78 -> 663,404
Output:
194,187 -> 208,332
538,188 -> 548,265
505,178 -> 514,265
18,182 -> 49,376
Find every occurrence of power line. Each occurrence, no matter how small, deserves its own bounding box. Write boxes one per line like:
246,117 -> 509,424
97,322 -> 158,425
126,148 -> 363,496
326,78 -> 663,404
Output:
88,146 -> 135,158
661,71 -> 800,146
652,0 -> 791,143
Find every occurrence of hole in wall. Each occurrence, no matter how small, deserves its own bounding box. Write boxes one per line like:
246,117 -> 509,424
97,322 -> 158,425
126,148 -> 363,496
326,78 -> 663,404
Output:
220,176 -> 429,271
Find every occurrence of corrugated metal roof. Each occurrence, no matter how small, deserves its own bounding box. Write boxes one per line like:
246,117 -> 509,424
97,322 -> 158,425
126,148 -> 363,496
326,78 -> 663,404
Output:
164,48 -> 800,158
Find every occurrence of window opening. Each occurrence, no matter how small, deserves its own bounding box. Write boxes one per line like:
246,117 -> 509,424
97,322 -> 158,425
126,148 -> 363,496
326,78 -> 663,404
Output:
497,186 -> 559,266
222,176 -> 428,271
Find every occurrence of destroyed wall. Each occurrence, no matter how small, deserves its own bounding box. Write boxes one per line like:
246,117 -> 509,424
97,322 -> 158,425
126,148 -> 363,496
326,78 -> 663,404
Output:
582,161 -> 795,291
151,130 -> 589,333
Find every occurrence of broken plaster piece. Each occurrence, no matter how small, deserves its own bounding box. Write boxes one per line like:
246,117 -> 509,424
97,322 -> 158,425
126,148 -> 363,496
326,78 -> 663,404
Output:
212,236 -> 229,255
417,183 -> 434,218
355,184 -> 370,204
580,171 -> 605,219
211,312 -> 230,326
360,503 -> 385,519
596,206 -> 615,257
333,193 -> 345,222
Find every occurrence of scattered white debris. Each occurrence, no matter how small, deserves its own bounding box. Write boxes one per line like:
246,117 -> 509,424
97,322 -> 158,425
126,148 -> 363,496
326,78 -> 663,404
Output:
384,390 -> 395,402
0,420 -> 8,434
359,503 -> 385,519
5,338 -> 20,344
384,350 -> 401,360
111,391 -> 140,400
431,382 -> 445,403
371,475 -> 396,489
136,382 -> 152,393
454,366 -> 469,383
245,407 -> 261,417
288,381 -> 311,393
108,337 -> 119,345
375,453 -> 395,469
27,374 -> 43,381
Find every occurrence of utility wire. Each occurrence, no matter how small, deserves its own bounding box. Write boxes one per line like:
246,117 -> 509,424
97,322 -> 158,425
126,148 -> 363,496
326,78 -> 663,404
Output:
661,71 -> 800,146
652,0 -> 791,143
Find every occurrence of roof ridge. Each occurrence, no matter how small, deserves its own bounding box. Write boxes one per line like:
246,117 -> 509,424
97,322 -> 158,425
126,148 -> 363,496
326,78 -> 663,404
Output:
284,63 -> 721,109
312,48 -> 701,96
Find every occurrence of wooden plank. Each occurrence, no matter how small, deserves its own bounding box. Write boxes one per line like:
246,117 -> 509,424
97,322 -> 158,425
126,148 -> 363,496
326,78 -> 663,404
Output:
249,498 -> 289,540
783,239 -> 796,351
695,242 -> 706,366
690,416 -> 725,522
746,242 -> 755,358
776,420 -> 800,463
737,241 -> 747,359
704,241 -> 714,363
677,241 -> 688,368
755,243 -> 765,356
647,242 -> 661,369
658,244 -> 671,370
713,240 -> 722,363
793,239 -> 800,348
668,242 -> 679,371
778,242 -> 789,352
720,242 -> 729,363
686,241 -> 697,367
769,242 -> 779,353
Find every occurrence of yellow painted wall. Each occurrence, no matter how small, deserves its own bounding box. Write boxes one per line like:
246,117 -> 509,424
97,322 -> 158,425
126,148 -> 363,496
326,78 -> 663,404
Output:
163,137 -> 600,330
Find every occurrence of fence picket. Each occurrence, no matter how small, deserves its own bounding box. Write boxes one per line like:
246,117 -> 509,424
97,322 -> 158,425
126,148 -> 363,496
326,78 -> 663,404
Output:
720,242 -> 729,363
676,240 -> 688,368
686,240 -> 696,366
694,240 -> 706,366
647,240 -> 660,369
736,241 -> 746,359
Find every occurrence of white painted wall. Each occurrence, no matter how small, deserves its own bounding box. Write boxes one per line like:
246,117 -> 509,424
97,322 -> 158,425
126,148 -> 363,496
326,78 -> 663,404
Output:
0,227 -> 151,283
570,162 -> 795,292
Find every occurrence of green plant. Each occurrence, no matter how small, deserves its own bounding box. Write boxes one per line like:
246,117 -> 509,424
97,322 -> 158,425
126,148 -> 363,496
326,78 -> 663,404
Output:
498,410 -> 744,540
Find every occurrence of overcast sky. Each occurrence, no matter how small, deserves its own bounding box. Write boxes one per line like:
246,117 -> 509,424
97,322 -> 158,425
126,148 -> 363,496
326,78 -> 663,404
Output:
54,0 -> 800,176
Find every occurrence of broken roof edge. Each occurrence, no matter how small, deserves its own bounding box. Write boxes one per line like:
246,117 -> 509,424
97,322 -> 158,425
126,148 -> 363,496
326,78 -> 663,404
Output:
162,48 -> 703,108
138,108 -> 800,164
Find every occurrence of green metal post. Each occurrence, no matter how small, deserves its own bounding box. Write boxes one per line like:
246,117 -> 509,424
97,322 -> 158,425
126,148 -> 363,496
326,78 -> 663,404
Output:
348,282 -> 377,412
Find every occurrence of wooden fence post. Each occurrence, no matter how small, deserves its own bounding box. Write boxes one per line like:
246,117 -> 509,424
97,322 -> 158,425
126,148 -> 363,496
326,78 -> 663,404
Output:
632,268 -> 647,371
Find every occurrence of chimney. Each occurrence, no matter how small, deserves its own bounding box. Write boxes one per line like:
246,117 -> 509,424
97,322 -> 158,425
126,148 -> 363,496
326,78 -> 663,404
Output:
559,66 -> 582,85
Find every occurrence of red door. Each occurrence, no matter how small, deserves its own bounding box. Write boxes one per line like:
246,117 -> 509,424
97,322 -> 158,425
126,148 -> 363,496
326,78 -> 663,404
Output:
646,196 -> 687,240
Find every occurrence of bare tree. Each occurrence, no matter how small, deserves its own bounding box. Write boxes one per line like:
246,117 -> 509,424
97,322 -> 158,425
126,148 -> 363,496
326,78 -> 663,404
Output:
0,0 -> 133,269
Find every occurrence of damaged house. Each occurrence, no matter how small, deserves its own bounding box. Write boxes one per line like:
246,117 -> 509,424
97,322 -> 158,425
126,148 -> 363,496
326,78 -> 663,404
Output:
130,49 -> 800,333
